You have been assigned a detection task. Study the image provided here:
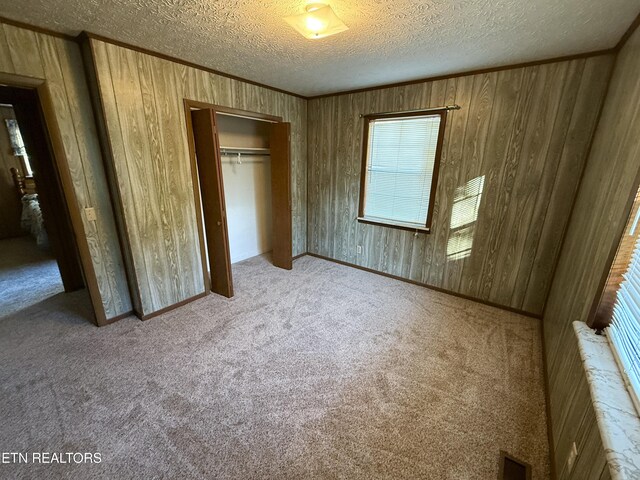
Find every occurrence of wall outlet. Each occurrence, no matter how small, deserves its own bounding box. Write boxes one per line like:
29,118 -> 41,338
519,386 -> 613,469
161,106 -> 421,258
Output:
357,245 -> 362,254
84,207 -> 97,222
566,442 -> 578,472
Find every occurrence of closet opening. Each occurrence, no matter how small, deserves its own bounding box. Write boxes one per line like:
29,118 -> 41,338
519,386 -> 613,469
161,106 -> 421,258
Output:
184,101 -> 292,298
0,82 -> 92,322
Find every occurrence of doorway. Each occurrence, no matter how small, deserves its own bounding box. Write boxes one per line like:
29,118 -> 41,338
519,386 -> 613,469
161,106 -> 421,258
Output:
185,102 -> 292,298
0,85 -> 88,319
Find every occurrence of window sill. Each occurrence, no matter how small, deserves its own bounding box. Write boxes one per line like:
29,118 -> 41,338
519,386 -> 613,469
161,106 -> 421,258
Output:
573,321 -> 640,480
357,217 -> 431,233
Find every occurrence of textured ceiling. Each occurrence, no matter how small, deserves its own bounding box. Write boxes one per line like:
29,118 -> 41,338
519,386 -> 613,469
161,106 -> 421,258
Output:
1,0 -> 639,96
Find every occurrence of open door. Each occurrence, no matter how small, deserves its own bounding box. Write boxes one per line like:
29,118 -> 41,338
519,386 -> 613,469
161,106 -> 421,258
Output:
191,109 -> 234,298
270,122 -> 292,270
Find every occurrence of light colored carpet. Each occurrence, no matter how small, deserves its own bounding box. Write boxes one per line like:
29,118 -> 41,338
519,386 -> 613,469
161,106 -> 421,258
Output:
0,254 -> 551,479
0,236 -> 65,319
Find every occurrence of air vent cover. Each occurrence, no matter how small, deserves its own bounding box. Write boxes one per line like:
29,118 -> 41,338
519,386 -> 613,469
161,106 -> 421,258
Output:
499,451 -> 531,480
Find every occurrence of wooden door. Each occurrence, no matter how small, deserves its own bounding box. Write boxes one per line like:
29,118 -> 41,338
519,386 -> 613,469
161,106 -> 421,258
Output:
191,109 -> 233,297
270,122 -> 292,270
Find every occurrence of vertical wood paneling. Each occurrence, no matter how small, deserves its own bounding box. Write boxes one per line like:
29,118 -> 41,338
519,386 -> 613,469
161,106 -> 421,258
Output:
90,38 -> 307,317
523,57 -> 612,312
462,68 -> 523,298
2,24 -> 44,78
543,27 -> 640,480
0,21 -> 131,321
107,44 -> 172,313
308,55 -> 614,315
0,25 -> 15,73
91,39 -> 145,315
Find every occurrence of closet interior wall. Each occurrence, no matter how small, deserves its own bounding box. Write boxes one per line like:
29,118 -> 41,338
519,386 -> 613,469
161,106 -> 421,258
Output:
216,114 -> 273,264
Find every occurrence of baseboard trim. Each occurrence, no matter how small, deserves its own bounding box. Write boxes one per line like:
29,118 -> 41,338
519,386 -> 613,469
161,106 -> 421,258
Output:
99,310 -> 134,327
140,291 -> 209,321
292,252 -> 307,261
305,252 -> 541,319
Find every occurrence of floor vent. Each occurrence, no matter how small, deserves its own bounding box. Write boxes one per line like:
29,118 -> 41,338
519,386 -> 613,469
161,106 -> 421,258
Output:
499,451 -> 531,480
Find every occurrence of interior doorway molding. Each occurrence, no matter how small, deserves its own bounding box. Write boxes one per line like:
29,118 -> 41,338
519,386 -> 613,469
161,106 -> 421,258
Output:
183,99 -> 288,296
0,72 -> 105,325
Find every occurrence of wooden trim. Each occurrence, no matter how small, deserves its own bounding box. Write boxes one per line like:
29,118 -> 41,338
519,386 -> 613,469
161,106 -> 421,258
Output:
356,217 -> 430,234
308,49 -> 614,100
357,109 -> 447,233
99,310 -> 134,327
427,110 -> 447,230
615,10 -> 640,52
306,252 -> 541,319
362,106 -> 455,120
269,121 -> 293,270
357,115 -> 370,220
185,99 -> 282,123
207,103 -> 281,123
140,291 -> 208,321
292,252 -> 307,261
183,99 -> 212,294
587,170 -> 640,330
0,72 -> 44,88
80,32 -> 306,100
0,16 -> 76,41
191,108 -> 235,297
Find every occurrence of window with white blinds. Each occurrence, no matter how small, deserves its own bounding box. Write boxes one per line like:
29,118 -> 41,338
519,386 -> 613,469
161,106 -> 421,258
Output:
608,235 -> 640,415
361,113 -> 443,228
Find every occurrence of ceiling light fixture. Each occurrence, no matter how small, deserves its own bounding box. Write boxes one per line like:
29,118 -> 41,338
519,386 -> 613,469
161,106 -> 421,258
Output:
284,3 -> 348,40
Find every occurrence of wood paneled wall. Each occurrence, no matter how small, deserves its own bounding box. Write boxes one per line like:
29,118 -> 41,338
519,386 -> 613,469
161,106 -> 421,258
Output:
307,55 -> 614,316
547,327 -> 611,479
0,105 -> 24,239
88,39 -> 307,317
0,21 -> 131,321
543,26 -> 640,480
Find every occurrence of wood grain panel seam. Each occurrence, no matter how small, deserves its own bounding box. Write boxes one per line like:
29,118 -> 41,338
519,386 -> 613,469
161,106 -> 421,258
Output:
0,24 -> 16,73
540,56 -> 618,319
514,61 -> 579,310
457,72 -> 499,296
47,33 -> 119,317
103,43 -> 151,315
540,320 -> 559,480
82,38 -> 143,317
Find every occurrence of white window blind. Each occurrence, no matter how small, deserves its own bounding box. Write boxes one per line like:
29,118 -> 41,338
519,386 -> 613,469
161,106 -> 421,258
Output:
363,114 -> 441,226
608,235 -> 640,415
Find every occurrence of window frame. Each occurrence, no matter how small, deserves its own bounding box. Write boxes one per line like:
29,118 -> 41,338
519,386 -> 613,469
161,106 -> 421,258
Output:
357,108 -> 448,234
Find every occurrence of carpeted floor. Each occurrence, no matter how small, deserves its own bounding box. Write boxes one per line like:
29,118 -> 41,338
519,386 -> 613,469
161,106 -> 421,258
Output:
0,236 -> 65,319
0,254 -> 551,479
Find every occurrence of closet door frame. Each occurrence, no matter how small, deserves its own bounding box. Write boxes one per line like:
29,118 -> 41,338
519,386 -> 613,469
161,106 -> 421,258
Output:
183,100 -> 287,295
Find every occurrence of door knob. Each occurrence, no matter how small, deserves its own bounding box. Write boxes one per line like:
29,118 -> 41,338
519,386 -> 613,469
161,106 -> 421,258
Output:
217,221 -> 222,226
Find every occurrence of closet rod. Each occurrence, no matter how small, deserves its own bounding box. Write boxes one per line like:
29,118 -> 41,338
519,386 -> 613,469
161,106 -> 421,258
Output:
220,147 -> 270,157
